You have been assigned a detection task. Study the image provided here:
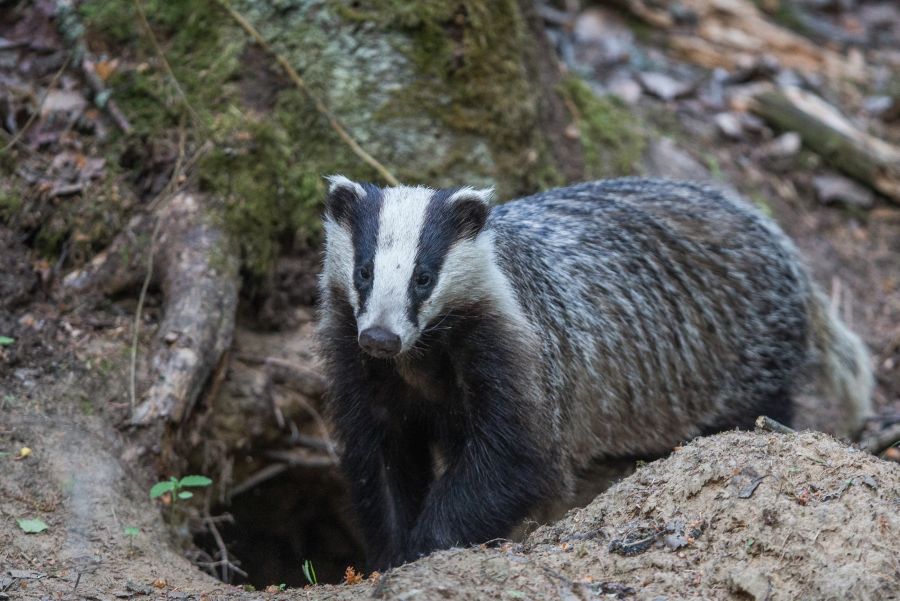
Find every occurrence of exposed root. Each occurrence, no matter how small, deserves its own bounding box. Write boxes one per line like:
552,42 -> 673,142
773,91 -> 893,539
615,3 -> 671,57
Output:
61,191 -> 240,435
129,192 -> 240,426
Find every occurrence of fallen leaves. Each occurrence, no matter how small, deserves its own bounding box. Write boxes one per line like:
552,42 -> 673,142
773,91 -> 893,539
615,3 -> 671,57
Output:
343,566 -> 363,585
16,518 -> 48,533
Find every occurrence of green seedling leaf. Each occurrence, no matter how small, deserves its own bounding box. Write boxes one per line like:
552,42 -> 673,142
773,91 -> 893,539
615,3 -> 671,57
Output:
18,518 -> 48,533
150,479 -> 177,499
124,527 -> 140,537
178,475 -> 212,488
302,559 -> 317,585
177,491 -> 193,499
0,336 -> 14,346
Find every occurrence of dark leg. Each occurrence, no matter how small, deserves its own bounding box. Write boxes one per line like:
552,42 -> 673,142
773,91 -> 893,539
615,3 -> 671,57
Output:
339,421 -> 432,571
404,322 -> 558,563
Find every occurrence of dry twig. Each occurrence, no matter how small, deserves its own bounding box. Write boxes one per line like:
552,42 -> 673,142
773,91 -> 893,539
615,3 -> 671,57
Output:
755,415 -> 797,435
202,513 -> 248,582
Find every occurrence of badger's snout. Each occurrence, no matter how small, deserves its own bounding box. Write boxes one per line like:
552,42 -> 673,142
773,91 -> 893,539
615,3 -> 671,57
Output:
359,326 -> 402,358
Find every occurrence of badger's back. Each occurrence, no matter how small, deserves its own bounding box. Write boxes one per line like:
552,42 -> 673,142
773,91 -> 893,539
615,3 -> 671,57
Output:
490,178 -> 812,460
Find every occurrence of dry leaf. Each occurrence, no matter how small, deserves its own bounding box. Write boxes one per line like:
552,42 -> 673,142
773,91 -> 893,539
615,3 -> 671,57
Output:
343,566 -> 363,585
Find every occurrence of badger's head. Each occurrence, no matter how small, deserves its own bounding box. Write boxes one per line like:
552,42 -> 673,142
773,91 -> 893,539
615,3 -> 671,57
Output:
321,175 -> 494,359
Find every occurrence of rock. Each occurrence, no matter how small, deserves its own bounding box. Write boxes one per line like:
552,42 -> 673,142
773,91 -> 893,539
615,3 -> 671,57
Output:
863,95 -> 892,115
812,174 -> 875,208
637,72 -> 694,101
641,137 -> 710,182
608,76 -> 642,105
758,132 -> 802,158
40,88 -> 87,117
573,8 -> 634,66
863,95 -> 900,121
664,534 -> 688,550
714,112 -> 744,140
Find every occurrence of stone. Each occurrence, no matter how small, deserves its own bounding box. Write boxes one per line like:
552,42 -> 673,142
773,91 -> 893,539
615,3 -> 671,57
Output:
812,174 -> 875,208
637,72 -> 694,101
714,112 -> 744,140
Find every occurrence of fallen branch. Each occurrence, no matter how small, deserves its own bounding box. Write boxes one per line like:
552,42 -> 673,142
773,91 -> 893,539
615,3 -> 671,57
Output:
62,190 -> 240,433
861,423 -> 900,455
128,192 -> 240,426
751,86 -> 900,203
212,0 -> 399,186
755,415 -> 796,435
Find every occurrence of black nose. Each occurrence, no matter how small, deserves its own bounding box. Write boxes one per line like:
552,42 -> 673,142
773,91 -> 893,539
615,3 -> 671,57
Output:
359,327 -> 402,358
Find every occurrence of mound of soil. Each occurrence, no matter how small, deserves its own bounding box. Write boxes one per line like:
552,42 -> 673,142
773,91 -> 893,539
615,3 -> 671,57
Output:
4,426 -> 897,600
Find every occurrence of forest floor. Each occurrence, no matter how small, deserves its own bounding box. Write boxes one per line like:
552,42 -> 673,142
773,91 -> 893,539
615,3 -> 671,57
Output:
2,1 -> 900,600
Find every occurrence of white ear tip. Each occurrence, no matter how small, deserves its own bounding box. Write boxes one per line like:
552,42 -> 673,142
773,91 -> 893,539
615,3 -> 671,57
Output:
325,174 -> 365,197
449,186 -> 495,205
477,187 -> 495,203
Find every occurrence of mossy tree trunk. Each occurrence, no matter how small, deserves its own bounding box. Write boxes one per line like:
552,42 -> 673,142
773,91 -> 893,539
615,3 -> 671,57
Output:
66,0 -> 590,469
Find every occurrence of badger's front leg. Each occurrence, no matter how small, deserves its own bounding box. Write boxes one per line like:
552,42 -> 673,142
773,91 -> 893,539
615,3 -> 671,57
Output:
325,345 -> 433,570
405,336 -> 557,562
339,418 -> 432,570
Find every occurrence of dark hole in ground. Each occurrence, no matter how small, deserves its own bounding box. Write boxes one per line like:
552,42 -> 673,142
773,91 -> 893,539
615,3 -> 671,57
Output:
194,464 -> 365,587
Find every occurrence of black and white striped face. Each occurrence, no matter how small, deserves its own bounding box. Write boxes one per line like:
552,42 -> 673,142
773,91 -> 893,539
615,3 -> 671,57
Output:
322,176 -> 494,358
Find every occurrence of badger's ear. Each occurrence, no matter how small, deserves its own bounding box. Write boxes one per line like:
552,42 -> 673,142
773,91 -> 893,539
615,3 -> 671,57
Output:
447,187 -> 493,239
324,175 -> 366,223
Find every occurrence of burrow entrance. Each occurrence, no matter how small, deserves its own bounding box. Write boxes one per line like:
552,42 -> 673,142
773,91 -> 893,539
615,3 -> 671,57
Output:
192,461 -> 365,587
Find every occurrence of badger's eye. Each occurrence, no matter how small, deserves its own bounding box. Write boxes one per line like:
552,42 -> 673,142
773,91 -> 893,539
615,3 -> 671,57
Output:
356,265 -> 372,283
415,271 -> 432,288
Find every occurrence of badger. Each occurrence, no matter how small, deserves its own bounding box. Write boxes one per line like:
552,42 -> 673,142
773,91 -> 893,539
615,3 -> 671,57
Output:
317,176 -> 872,570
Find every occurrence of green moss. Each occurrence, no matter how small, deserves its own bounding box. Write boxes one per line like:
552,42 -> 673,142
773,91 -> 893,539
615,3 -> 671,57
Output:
82,0 -> 242,135
80,0 -> 324,275
198,110 -> 325,274
0,187 -> 22,221
349,0 -> 562,195
74,0 -> 573,277
559,77 -> 645,178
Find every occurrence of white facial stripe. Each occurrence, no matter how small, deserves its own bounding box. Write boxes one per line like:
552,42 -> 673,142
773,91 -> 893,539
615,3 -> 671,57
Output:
322,219 -> 359,312
358,185 -> 434,350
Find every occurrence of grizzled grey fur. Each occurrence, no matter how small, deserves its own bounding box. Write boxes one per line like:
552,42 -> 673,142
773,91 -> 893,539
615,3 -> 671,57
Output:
318,177 -> 872,569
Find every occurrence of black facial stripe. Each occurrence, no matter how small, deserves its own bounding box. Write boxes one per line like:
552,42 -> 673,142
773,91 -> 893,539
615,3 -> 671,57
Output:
407,188 -> 469,327
349,183 -> 384,316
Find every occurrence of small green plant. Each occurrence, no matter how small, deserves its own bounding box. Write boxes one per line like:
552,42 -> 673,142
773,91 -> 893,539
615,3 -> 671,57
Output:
302,559 -> 317,586
124,526 -> 140,553
150,475 -> 212,522
0,336 -> 14,346
278,583 -> 287,591
17,518 -> 48,533
149,475 -> 212,502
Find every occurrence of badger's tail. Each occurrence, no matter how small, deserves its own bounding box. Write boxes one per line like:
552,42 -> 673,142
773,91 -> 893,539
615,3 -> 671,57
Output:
803,288 -> 874,438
